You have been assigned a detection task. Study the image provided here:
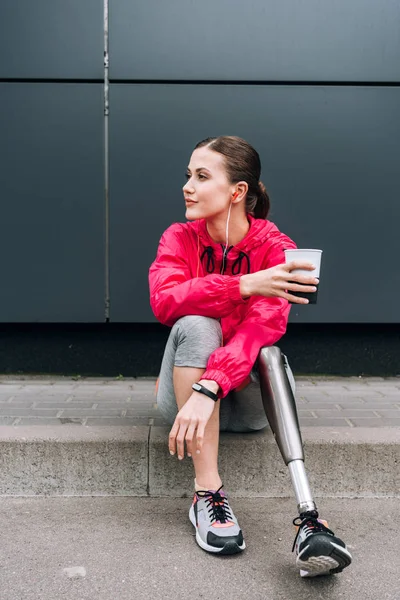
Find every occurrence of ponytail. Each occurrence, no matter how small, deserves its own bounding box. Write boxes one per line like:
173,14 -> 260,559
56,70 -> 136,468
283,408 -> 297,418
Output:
254,181 -> 270,220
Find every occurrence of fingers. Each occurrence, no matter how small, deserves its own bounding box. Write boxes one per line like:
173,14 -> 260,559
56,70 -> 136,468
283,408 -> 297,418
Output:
289,273 -> 319,286
176,420 -> 189,460
196,421 -> 206,455
274,277 -> 317,295
283,292 -> 309,305
168,393 -> 216,460
284,261 -> 316,272
169,416 -> 198,460
168,419 -> 180,456
286,282 -> 317,293
185,421 -> 197,458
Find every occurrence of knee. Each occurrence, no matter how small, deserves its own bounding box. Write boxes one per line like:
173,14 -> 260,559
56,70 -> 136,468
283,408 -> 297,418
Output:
258,345 -> 282,367
171,316 -> 223,347
258,346 -> 295,393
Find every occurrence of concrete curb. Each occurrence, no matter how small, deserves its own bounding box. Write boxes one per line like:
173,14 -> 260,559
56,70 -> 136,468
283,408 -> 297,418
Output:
0,426 -> 398,497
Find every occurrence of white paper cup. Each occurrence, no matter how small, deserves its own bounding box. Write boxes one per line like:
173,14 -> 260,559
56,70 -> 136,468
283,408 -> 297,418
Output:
284,249 -> 322,304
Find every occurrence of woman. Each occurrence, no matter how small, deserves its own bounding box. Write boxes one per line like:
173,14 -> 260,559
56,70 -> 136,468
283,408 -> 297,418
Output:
149,136 -> 351,577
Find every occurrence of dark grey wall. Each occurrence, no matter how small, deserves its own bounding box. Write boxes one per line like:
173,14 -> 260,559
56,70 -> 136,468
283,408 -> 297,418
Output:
1,1 -> 399,323
109,84 -> 400,323
0,0 -> 103,79
0,0 -> 105,323
111,0 -> 400,81
0,83 -> 105,322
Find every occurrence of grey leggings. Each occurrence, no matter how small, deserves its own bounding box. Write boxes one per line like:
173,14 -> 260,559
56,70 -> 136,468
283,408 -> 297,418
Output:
156,315 -> 295,433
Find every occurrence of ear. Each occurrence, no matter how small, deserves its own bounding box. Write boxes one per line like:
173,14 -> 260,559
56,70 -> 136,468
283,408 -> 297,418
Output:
232,181 -> 248,204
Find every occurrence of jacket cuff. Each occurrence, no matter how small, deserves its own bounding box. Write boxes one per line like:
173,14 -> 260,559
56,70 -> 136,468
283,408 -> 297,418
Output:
226,277 -> 248,307
201,369 -> 232,399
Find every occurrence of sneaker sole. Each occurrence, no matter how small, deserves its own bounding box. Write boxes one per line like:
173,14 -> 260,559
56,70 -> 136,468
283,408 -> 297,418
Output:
189,506 -> 246,555
297,542 -> 352,577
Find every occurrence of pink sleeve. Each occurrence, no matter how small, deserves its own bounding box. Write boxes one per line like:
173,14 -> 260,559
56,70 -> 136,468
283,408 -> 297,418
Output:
202,297 -> 291,397
149,224 -> 247,327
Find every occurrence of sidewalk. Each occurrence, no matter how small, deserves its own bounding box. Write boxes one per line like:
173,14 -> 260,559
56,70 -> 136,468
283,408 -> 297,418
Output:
0,376 -> 399,498
1,375 -> 400,427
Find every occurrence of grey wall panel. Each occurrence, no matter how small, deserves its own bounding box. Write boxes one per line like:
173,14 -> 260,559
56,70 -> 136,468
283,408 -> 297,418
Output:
0,83 -> 105,322
110,0 -> 400,82
0,1 -> 103,79
109,84 -> 400,323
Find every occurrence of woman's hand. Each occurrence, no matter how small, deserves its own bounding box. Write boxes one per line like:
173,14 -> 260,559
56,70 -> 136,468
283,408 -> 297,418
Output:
169,383 -> 218,460
240,261 -> 319,304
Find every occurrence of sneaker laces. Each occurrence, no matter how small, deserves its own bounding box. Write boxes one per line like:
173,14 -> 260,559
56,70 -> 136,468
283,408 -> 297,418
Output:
291,514 -> 335,553
196,485 -> 233,524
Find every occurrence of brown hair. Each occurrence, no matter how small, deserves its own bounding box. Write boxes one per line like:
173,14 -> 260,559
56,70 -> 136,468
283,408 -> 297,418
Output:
194,136 -> 270,219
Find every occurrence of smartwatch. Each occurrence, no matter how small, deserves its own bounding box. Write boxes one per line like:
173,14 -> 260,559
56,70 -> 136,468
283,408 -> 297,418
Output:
192,382 -> 219,402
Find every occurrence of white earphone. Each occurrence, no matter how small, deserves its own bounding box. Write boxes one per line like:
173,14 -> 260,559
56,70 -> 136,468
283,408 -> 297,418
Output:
221,191 -> 238,274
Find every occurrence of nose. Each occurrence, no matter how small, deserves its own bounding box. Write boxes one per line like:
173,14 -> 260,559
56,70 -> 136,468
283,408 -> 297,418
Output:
183,179 -> 194,194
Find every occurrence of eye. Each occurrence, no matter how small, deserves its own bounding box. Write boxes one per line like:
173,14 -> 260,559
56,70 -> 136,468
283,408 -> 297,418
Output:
198,173 -> 207,180
184,172 -> 190,180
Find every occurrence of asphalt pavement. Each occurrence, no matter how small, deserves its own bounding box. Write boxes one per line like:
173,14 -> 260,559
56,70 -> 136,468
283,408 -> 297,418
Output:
0,496 -> 398,600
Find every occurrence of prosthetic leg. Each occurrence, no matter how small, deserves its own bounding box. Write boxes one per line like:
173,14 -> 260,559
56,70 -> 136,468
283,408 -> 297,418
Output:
258,346 -> 317,517
258,347 -> 352,576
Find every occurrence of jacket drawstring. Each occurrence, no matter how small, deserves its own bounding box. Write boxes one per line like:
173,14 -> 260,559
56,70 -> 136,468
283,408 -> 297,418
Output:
201,246 -> 251,275
200,246 -> 215,274
232,251 -> 251,275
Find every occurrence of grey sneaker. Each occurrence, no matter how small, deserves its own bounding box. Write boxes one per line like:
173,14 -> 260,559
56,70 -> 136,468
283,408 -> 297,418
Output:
188,485 -> 245,555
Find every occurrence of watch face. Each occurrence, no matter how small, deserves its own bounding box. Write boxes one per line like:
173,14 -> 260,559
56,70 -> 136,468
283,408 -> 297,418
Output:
193,383 -> 201,391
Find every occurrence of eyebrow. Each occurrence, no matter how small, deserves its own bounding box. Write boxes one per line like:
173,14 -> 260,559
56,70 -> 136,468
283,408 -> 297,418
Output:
186,167 -> 211,174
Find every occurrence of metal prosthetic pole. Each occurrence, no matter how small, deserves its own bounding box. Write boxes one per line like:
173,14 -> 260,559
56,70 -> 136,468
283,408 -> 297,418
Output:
258,346 -> 318,516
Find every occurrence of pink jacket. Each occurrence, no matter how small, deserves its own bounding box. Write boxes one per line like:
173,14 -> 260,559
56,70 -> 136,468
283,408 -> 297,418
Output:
149,214 -> 296,398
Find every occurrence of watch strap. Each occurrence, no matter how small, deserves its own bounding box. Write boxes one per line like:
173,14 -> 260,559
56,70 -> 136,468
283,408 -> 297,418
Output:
192,382 -> 219,402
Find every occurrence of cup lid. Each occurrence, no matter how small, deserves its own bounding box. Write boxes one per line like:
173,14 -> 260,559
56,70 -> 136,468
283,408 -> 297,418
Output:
284,249 -> 322,253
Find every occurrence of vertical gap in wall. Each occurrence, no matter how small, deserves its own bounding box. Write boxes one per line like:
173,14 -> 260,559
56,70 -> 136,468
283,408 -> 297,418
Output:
104,0 -> 110,322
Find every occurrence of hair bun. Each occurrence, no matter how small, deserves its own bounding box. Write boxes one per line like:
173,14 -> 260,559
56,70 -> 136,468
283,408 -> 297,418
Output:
258,181 -> 267,195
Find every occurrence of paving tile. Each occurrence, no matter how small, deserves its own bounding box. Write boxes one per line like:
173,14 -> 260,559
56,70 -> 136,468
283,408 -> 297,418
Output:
373,409 -> 400,418
365,380 -> 400,387
296,392 -> 330,398
298,418 -> 351,427
15,418 -> 83,426
58,409 -> 124,417
324,390 -> 384,397
310,381 -> 350,387
313,409 -> 378,418
0,417 -> 19,425
30,402 -> 97,408
0,385 -> 24,393
0,400 -> 35,407
349,418 -> 400,427
0,408 -> 60,417
84,418 -> 149,426
335,402 -> 374,408
304,402 -> 360,409
295,409 -> 316,416
361,401 -> 399,408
